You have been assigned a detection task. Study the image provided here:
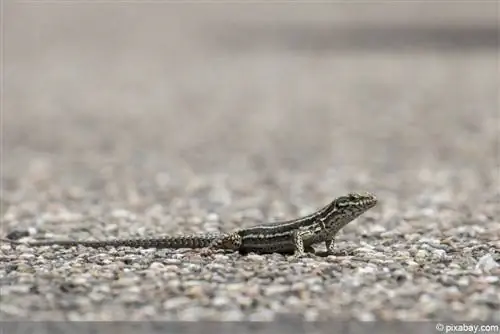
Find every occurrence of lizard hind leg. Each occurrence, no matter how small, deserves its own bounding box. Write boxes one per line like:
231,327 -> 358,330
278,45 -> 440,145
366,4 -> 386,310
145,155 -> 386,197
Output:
292,231 -> 307,259
201,233 -> 242,256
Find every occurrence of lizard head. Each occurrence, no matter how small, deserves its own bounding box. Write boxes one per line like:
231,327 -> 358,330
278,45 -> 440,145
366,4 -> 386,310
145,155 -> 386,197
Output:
322,192 -> 377,230
334,192 -> 377,212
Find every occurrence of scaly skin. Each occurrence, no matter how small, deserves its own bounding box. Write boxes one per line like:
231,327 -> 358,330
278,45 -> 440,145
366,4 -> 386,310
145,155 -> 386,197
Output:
1,192 -> 377,257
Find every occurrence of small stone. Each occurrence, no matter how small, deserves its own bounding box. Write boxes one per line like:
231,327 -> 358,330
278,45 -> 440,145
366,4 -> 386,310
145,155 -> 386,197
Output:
206,213 -> 219,221
185,285 -> 205,299
304,309 -> 319,321
28,227 -> 39,235
163,297 -> 191,310
248,311 -> 275,321
111,209 -> 136,220
1,244 -> 15,251
88,292 -> 106,302
370,225 -> 387,233
476,254 -> 499,274
72,277 -> 88,285
482,276 -> 499,284
406,260 -> 420,270
235,295 -> 253,308
219,310 -> 244,321
356,311 -> 376,321
149,262 -> 165,270
457,277 -> 470,287
19,253 -> 36,260
415,250 -> 429,262
357,265 -> 377,274
247,254 -> 265,261
431,249 -> 447,261
264,285 -> 289,296
113,277 -> 138,287
178,307 -> 212,321
164,258 -> 182,265
5,284 -> 32,294
226,283 -> 245,292
212,296 -> 230,307
104,224 -> 119,233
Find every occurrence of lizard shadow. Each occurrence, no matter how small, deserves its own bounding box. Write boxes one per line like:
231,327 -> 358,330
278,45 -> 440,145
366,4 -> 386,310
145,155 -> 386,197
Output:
236,247 -> 355,258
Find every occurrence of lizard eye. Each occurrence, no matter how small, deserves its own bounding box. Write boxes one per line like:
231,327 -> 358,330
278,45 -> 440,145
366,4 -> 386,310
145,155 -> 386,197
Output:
335,197 -> 350,207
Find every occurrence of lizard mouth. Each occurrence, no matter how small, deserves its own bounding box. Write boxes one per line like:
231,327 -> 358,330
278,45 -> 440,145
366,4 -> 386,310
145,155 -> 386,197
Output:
361,195 -> 377,209
358,191 -> 376,200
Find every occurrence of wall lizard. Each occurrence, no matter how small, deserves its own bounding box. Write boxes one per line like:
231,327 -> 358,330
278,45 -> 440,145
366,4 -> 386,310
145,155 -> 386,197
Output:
1,192 -> 377,257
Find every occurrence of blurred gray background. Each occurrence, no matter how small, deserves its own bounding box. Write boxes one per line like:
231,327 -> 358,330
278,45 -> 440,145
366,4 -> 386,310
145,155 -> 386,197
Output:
2,1 -> 499,322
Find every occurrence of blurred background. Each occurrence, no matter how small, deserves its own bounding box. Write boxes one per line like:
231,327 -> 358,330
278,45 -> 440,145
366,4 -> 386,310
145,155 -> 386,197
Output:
3,2 -> 499,217
2,1 -> 499,322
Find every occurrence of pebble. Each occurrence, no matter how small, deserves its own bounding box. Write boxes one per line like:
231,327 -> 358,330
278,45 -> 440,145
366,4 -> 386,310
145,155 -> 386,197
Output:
163,297 -> 191,310
431,249 -> 447,261
18,253 -> 36,260
476,254 -> 499,274
104,224 -> 119,233
264,285 -> 289,296
482,276 -> 499,284
212,296 -> 230,307
415,249 -> 429,262
149,262 -> 165,270
220,310 -> 244,321
247,254 -> 265,261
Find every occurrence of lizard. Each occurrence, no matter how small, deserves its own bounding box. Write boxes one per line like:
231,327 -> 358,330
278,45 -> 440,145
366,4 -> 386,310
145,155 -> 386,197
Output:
0,192 -> 377,257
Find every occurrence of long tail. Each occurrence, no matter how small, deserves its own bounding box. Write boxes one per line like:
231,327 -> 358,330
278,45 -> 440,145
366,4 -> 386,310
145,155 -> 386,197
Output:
0,234 -> 221,249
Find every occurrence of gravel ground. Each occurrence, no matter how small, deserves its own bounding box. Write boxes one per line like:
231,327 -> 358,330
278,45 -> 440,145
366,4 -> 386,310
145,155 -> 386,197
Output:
2,3 -> 499,324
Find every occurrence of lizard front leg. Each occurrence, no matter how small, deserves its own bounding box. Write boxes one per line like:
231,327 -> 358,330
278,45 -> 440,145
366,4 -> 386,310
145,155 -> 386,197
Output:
324,238 -> 350,256
319,218 -> 337,255
325,239 -> 335,255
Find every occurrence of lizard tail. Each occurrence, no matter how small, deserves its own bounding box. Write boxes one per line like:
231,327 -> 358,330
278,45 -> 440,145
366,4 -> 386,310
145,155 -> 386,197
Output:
0,234 -> 222,249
